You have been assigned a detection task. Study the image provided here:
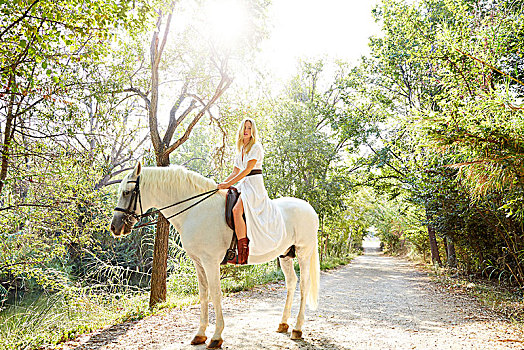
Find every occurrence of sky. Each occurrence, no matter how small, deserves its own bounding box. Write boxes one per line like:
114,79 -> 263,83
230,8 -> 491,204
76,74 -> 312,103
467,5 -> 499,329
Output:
158,0 -> 382,123
257,0 -> 381,82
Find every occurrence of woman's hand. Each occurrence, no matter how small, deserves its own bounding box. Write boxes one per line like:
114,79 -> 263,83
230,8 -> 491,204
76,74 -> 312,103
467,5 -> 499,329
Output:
217,182 -> 230,190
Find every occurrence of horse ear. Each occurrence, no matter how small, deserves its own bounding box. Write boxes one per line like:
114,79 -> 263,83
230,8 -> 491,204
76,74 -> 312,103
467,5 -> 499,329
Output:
133,162 -> 142,177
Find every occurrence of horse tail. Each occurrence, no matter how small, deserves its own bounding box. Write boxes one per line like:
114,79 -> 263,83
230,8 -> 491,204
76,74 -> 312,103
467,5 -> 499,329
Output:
307,240 -> 320,311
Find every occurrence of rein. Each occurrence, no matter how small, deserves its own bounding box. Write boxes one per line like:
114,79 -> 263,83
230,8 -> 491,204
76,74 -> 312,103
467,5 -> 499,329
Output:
114,175 -> 219,230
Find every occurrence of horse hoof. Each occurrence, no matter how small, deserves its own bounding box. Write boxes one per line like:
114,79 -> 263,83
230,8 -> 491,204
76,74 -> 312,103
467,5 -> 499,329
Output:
191,335 -> 207,345
207,339 -> 223,349
277,323 -> 289,333
291,329 -> 302,340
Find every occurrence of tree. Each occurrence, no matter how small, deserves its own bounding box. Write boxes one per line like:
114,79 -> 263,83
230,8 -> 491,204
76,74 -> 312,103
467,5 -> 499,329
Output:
347,0 -> 524,281
0,0 -> 159,297
257,61 -> 369,260
121,0 -> 266,306
0,0 -> 149,195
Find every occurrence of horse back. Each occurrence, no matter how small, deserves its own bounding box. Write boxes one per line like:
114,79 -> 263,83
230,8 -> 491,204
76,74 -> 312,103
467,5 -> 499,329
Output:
274,197 -> 319,246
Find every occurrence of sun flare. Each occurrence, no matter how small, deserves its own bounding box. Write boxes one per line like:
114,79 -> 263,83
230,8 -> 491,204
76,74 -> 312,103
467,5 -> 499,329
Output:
204,0 -> 248,48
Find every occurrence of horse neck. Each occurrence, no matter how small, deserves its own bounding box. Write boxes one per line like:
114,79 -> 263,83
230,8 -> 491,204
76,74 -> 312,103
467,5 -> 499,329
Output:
139,167 -> 215,215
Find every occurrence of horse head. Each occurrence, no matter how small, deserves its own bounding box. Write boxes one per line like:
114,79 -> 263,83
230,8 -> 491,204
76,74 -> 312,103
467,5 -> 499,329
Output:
110,162 -> 142,237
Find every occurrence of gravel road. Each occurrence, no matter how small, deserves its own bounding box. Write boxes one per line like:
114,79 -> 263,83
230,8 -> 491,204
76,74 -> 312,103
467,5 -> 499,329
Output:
60,247 -> 523,350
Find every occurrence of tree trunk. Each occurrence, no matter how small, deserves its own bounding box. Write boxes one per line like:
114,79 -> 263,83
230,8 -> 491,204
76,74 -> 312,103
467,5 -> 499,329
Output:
144,5 -> 231,307
443,237 -> 449,263
323,233 -> 330,260
427,224 -> 442,267
347,229 -> 352,253
446,237 -> 457,268
149,153 -> 170,308
0,82 -> 17,197
425,206 -> 442,267
149,213 -> 170,307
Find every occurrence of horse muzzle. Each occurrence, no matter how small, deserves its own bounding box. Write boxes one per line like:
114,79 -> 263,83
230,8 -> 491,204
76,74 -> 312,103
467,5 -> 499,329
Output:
110,213 -> 135,237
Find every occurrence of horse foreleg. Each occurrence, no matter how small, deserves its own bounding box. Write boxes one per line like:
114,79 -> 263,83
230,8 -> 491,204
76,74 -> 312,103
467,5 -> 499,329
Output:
277,256 -> 297,333
204,263 -> 224,349
191,261 -> 209,345
292,250 -> 312,340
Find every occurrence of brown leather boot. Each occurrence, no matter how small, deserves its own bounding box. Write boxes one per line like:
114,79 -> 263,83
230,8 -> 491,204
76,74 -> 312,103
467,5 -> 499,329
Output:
237,237 -> 249,265
227,237 -> 249,265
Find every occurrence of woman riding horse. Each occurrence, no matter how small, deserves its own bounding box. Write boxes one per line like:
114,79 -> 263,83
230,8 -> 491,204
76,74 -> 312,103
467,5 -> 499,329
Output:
217,118 -> 285,265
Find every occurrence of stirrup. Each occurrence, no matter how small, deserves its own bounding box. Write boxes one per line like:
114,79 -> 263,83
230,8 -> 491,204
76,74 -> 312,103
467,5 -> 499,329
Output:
221,248 -> 236,265
227,254 -> 240,265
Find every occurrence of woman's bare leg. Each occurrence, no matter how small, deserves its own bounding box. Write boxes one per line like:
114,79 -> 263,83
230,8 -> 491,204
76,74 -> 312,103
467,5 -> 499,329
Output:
232,198 -> 246,240
231,198 -> 249,264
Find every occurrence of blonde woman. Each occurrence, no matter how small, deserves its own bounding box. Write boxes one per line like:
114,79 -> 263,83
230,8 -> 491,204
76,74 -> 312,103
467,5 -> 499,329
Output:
218,118 -> 285,264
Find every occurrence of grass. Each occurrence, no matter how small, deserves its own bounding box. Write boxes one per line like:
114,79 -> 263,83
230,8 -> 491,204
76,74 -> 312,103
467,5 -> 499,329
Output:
320,253 -> 358,270
0,288 -> 151,350
0,252 -> 358,349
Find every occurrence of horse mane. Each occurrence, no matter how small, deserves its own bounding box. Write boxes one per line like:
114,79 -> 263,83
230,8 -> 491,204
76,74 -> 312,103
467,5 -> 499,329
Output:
140,165 -> 217,196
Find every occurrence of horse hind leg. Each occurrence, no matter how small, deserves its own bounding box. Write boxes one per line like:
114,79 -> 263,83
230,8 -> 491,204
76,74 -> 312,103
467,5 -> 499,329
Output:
291,248 -> 313,340
191,260 -> 209,345
277,256 -> 297,334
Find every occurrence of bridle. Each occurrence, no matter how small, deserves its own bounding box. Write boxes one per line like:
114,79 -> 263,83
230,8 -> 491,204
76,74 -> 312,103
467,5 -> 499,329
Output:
114,175 -> 219,230
114,177 -> 144,227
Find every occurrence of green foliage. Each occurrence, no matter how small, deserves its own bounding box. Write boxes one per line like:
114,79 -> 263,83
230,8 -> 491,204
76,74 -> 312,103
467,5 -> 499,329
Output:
1,150 -> 111,289
319,253 -> 357,271
0,288 -> 150,350
345,0 -> 524,286
10,0 -> 524,346
0,0 -> 152,117
256,62 -> 372,261
220,261 -> 284,293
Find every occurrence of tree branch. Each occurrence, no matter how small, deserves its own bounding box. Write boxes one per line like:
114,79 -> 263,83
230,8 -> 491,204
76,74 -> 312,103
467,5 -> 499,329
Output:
103,179 -> 123,187
367,143 -> 406,177
0,202 -> 71,212
164,75 -> 232,155
122,88 -> 151,109
163,80 -> 190,145
149,14 -> 163,154
155,7 -> 173,68
455,48 -> 524,87
0,0 -> 40,38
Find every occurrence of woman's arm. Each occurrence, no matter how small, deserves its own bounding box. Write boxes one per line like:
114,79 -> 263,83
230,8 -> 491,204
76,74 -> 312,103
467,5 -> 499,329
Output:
217,160 -> 256,189
217,166 -> 240,189
224,167 -> 240,183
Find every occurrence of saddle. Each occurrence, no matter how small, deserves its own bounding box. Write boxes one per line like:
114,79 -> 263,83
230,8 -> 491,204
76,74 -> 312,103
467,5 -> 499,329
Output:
225,186 -> 241,231
221,187 -> 241,265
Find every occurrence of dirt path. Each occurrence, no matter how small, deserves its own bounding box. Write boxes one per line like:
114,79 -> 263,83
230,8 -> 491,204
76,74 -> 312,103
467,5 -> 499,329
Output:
59,249 -> 523,350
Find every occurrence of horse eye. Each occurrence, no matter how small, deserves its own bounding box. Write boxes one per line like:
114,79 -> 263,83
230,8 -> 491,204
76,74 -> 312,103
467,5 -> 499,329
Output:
123,190 -> 130,196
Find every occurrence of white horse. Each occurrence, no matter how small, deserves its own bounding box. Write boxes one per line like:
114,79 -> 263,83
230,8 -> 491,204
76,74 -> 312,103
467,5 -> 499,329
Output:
110,163 -> 320,349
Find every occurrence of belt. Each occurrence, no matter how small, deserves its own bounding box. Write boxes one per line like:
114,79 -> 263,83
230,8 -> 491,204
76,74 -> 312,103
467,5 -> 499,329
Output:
246,169 -> 262,176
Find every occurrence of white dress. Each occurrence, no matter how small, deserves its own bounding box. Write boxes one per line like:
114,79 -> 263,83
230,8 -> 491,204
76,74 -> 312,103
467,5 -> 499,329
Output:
234,142 -> 285,256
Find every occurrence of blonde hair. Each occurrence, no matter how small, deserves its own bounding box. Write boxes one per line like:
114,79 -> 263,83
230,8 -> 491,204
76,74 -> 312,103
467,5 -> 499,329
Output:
236,117 -> 257,153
